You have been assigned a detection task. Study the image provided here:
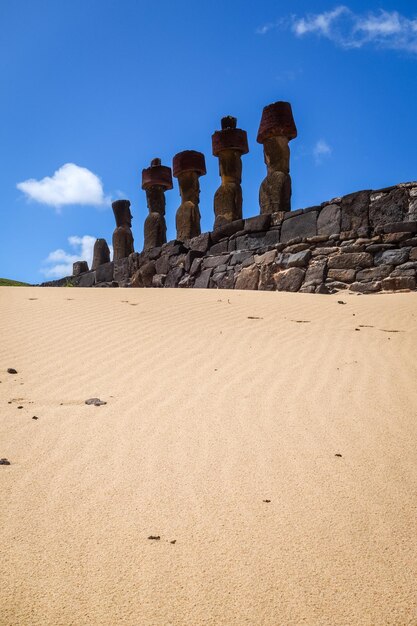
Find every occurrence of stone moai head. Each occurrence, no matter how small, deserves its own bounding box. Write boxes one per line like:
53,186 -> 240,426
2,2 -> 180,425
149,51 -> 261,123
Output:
113,199 -> 133,228
141,158 -> 173,250
257,101 -> 297,214
112,199 -> 134,260
173,150 -> 206,241
92,238 -> 110,270
212,115 -> 249,229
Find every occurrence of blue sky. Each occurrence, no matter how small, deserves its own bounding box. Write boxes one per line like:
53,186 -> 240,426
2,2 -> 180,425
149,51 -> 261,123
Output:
1,0 -> 417,283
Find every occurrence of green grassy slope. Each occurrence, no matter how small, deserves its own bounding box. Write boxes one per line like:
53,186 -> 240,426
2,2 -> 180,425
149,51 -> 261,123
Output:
0,278 -> 31,286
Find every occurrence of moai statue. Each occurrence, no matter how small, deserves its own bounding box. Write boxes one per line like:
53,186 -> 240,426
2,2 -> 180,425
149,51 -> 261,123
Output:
212,116 -> 249,229
257,101 -> 297,214
141,158 -> 173,250
92,238 -> 110,270
172,150 -> 206,241
112,199 -> 134,260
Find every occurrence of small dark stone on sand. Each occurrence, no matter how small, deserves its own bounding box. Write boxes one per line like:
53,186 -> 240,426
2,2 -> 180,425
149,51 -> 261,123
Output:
0,458 -> 11,465
355,328 -> 360,331
170,540 -> 177,544
337,301 -> 346,305
85,398 -> 107,406
263,499 -> 271,503
148,535 -> 160,541
8,401 -> 11,404
248,316 -> 263,319
32,416 -> 39,420
7,368 -> 17,374
17,406 -> 23,409
335,453 -> 342,457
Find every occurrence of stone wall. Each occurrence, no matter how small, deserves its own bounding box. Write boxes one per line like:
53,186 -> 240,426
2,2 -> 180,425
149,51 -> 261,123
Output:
43,182 -> 417,294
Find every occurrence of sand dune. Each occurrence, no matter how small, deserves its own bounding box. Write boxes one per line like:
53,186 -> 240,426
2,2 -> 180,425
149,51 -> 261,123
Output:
1,286 -> 417,626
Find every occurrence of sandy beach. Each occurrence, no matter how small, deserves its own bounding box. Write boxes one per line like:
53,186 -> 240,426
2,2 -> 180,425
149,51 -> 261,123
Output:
1,286 -> 416,626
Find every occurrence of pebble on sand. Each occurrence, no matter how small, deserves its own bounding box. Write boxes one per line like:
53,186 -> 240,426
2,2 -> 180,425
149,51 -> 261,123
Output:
7,368 -> 17,374
85,398 -> 107,406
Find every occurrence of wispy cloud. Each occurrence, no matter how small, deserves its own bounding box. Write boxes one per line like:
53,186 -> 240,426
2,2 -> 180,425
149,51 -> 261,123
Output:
41,235 -> 100,278
291,6 -> 417,53
313,139 -> 332,165
17,163 -> 111,212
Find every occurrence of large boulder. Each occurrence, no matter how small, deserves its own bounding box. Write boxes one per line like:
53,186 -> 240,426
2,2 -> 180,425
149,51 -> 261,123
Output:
317,204 -> 341,236
369,187 -> 409,229
340,190 -> 370,234
235,265 -> 259,290
328,252 -> 373,269
280,211 -> 317,243
273,267 -> 305,292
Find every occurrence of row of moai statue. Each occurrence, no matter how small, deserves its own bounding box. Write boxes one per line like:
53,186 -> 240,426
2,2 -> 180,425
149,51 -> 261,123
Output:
92,101 -> 297,264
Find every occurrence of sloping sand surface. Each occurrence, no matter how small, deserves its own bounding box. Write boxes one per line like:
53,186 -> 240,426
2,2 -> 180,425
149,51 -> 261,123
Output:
1,286 -> 416,626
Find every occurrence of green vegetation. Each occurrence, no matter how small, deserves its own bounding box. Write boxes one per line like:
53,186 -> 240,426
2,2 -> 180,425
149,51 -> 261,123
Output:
0,278 -> 31,287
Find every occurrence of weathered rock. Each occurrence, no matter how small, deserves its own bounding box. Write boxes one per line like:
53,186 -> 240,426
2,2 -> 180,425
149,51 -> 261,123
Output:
284,243 -> 310,254
369,187 -> 409,229
189,232 -> 211,252
304,259 -> 327,286
211,220 -> 244,243
78,271 -> 96,287
258,263 -> 276,290
203,254 -> 230,269
383,221 -> 417,234
381,276 -> 416,291
132,261 -> 156,288
340,190 -> 370,233
286,249 -> 311,268
317,203 -> 341,236
73,261 -> 89,276
409,248 -> 417,261
374,248 -> 410,266
216,270 -> 235,289
280,211 -> 317,243
155,255 -> 170,275
178,274 -> 194,288
209,240 -> 229,255
164,266 -> 184,288
383,232 -> 410,244
311,247 -> 339,257
113,257 -> 130,283
328,252 -> 373,269
212,116 -> 248,228
112,200 -> 134,260
254,250 -> 277,265
327,269 -> 356,283
235,265 -> 259,290
190,257 -> 203,276
356,265 -> 393,282
244,214 -> 271,233
184,250 -> 204,273
273,267 -> 304,292
194,268 -> 212,289
95,262 -> 114,283
92,239 -> 110,269
152,274 -> 166,288
349,281 -> 381,293
229,250 -> 254,266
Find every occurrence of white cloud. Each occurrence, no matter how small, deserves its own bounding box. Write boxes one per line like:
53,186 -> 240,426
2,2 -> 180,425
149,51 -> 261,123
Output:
290,7 -> 417,53
17,163 -> 111,211
313,139 -> 332,165
41,235 -> 100,278
293,6 -> 350,37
